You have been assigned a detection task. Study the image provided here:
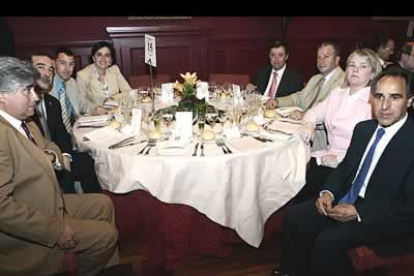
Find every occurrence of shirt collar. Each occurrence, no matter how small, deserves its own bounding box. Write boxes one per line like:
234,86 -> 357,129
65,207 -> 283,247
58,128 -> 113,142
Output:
323,66 -> 340,83
0,109 -> 23,131
377,113 -> 408,134
271,64 -> 286,78
54,74 -> 65,91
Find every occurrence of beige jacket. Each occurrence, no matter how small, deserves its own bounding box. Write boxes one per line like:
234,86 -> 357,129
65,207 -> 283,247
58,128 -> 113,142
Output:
0,117 -> 66,275
76,64 -> 132,109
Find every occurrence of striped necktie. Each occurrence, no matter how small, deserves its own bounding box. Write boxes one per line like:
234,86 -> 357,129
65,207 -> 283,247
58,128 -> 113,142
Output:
59,83 -> 72,133
268,72 -> 278,99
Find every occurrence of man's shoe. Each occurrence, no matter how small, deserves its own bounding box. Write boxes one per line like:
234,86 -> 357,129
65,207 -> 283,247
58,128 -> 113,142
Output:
269,268 -> 290,276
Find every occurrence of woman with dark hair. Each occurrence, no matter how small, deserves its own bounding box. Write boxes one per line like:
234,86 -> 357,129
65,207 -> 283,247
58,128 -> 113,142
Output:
76,41 -> 131,109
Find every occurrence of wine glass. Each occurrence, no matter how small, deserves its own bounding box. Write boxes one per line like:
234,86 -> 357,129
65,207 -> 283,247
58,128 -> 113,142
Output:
162,107 -> 175,136
205,105 -> 219,131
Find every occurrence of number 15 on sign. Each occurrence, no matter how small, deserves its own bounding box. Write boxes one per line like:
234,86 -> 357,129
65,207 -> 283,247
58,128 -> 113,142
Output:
145,34 -> 157,67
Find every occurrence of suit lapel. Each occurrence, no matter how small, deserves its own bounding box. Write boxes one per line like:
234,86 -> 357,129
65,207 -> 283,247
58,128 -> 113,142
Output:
277,68 -> 290,95
0,117 -> 55,181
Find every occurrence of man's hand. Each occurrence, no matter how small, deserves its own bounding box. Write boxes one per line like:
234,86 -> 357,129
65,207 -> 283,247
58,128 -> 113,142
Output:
245,83 -> 257,92
57,221 -> 79,250
289,110 -> 304,120
266,99 -> 278,109
321,154 -> 339,168
299,122 -> 316,144
92,106 -> 107,116
63,155 -> 71,172
328,204 -> 358,222
315,192 -> 333,216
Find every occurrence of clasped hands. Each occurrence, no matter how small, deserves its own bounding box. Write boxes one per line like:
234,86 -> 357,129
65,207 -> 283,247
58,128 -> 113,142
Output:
315,193 -> 358,222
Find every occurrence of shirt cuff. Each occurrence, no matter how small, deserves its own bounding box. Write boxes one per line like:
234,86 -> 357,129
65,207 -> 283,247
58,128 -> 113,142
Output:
319,190 -> 335,201
62,153 -> 73,162
45,150 -> 62,171
357,212 -> 362,222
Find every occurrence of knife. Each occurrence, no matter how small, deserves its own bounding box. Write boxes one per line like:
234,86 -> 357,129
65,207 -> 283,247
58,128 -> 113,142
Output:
108,136 -> 135,149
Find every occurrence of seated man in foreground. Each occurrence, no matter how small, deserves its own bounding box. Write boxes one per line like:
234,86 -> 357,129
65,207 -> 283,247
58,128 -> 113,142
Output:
271,68 -> 414,276
0,57 -> 118,276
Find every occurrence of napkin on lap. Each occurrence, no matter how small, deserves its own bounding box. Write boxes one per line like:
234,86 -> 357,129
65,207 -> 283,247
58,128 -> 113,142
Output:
227,136 -> 266,152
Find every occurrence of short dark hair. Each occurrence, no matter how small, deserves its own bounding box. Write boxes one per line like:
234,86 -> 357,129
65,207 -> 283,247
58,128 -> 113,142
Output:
319,41 -> 341,57
268,41 -> 289,56
90,41 -> 116,65
371,67 -> 413,98
55,47 -> 74,58
373,33 -> 393,52
27,51 -> 54,62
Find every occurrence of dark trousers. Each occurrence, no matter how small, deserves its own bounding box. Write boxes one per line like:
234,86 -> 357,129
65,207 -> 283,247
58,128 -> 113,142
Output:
56,152 -> 101,194
280,199 -> 406,276
292,157 -> 334,204
71,151 -> 102,193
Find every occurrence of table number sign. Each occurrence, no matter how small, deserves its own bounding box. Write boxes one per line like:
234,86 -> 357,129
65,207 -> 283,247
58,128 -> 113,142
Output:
145,34 -> 157,67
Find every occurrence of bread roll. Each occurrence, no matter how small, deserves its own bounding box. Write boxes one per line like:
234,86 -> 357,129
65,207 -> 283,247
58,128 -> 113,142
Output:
264,109 -> 277,118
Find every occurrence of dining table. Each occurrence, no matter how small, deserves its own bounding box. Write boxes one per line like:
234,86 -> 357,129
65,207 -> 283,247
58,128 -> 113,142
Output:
73,96 -> 310,269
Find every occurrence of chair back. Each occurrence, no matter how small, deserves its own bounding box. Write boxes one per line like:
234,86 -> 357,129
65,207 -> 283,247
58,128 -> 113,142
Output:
208,74 -> 250,87
129,74 -> 171,88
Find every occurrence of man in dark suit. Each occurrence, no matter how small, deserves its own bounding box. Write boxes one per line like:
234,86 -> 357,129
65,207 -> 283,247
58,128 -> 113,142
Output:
30,53 -> 101,193
270,68 -> 414,276
248,41 -> 303,98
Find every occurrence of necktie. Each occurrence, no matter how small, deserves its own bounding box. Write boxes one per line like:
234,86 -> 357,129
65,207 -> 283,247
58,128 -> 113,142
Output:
338,128 -> 386,204
21,121 -> 37,145
36,102 -> 52,141
268,72 -> 278,99
309,77 -> 325,108
59,83 -> 72,133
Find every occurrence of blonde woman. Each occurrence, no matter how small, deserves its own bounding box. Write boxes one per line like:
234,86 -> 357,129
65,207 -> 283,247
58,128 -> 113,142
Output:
295,48 -> 382,203
76,41 -> 132,115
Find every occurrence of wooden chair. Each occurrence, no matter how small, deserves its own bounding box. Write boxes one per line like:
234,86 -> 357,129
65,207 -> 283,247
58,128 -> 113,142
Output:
129,74 -> 171,88
208,74 -> 250,87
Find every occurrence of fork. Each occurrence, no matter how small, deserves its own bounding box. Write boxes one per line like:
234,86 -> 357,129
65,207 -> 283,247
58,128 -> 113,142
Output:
217,138 -> 232,154
138,139 -> 155,155
200,142 -> 205,157
192,142 -> 200,156
144,139 -> 157,155
216,139 -> 228,154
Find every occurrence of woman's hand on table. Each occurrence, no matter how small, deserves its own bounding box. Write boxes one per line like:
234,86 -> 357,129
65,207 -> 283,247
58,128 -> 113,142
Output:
299,122 -> 315,144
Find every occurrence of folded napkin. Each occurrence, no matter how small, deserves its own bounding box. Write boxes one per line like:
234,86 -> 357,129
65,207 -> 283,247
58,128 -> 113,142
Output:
227,136 -> 266,152
265,120 -> 302,134
83,126 -> 134,147
156,135 -> 191,156
77,115 -> 112,127
275,106 -> 303,117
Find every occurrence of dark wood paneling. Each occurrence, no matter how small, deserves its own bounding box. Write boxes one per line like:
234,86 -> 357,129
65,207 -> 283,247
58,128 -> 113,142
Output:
107,26 -> 210,83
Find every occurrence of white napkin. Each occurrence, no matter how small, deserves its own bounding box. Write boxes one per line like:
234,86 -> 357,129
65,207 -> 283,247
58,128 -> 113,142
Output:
265,120 -> 302,134
156,135 -> 191,156
83,126 -> 134,147
103,100 -> 118,109
77,115 -> 112,127
275,106 -> 303,117
227,136 -> 266,152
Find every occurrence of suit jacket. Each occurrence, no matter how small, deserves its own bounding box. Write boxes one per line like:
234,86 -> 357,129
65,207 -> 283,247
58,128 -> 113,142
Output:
49,76 -> 95,116
76,64 -> 132,109
323,119 -> 414,231
254,64 -> 303,98
32,94 -> 73,154
0,116 -> 65,275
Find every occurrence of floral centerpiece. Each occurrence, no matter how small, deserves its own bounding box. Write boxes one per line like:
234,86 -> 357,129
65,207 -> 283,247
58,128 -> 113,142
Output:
174,72 -> 206,115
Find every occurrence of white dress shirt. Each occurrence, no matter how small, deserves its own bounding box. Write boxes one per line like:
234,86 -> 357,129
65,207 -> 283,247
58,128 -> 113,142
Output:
264,65 -> 286,98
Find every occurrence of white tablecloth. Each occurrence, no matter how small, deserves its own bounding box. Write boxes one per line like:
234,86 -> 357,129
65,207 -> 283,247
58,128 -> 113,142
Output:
74,120 -> 309,247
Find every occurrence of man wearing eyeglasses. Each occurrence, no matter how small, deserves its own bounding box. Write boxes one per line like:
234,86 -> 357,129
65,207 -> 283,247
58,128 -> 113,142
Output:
0,57 -> 118,276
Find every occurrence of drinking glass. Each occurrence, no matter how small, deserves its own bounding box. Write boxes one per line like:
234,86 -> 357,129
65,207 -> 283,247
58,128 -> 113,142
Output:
205,105 -> 219,130
162,107 -> 175,136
